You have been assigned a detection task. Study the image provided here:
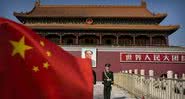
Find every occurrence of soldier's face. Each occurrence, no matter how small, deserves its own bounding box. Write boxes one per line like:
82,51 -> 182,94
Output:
105,66 -> 109,71
85,51 -> 92,59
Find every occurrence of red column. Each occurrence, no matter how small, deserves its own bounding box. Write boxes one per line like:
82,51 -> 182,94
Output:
76,36 -> 78,45
99,34 -> 102,45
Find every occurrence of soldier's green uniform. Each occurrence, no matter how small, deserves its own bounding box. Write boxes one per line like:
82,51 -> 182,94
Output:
102,64 -> 114,99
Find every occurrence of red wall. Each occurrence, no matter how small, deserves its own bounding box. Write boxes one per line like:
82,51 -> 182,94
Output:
69,51 -> 185,80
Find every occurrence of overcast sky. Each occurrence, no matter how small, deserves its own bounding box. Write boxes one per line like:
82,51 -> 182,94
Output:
0,0 -> 185,47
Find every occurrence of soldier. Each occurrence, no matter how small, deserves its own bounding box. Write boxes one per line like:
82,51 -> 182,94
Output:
102,64 -> 114,99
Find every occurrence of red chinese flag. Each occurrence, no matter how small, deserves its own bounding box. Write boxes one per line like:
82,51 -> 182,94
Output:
0,17 -> 93,99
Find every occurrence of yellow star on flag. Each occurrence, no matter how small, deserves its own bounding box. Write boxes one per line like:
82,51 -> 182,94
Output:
10,36 -> 32,59
46,51 -> 52,57
32,66 -> 39,72
43,62 -> 49,69
40,41 -> 45,47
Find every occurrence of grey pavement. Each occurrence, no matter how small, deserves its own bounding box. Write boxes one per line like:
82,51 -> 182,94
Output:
93,82 -> 137,99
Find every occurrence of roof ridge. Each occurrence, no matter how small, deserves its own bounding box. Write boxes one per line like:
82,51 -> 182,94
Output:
39,4 -> 144,8
26,24 -> 180,28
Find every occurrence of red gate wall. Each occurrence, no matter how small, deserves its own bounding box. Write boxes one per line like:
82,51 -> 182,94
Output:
68,51 -> 185,81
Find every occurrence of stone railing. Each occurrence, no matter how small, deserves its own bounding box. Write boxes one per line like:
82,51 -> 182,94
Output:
114,70 -> 185,99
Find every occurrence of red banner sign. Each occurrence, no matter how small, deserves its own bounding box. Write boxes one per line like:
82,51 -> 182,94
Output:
120,52 -> 185,63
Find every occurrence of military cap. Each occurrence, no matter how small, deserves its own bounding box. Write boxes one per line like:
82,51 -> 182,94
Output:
105,63 -> 111,67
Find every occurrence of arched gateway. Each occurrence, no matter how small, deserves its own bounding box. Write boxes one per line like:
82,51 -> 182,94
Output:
14,0 -> 185,80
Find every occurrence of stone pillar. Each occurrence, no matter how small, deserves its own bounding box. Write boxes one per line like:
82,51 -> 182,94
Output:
167,70 -> 173,78
140,69 -> 145,96
129,70 -> 132,74
149,70 -> 154,76
134,69 -> 138,74
174,74 -> 178,79
167,70 -> 173,99
140,69 -> 145,75
182,74 -> 185,79
149,70 -> 154,98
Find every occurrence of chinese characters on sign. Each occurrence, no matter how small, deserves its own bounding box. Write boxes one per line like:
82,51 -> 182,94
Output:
120,52 -> 185,63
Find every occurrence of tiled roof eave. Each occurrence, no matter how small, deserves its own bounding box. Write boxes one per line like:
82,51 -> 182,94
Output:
25,24 -> 179,33
14,14 -> 165,18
